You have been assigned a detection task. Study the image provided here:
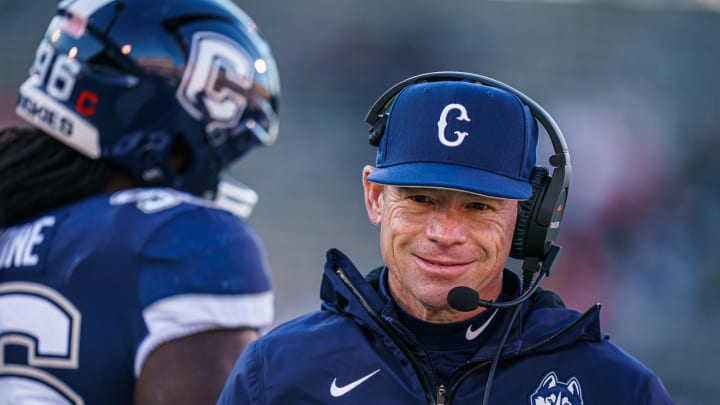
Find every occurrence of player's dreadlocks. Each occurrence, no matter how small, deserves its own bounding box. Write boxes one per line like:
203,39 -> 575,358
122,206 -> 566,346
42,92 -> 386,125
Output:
0,126 -> 114,227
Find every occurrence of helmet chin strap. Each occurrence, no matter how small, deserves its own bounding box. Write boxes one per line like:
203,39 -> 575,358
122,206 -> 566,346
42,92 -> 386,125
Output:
213,175 -> 258,219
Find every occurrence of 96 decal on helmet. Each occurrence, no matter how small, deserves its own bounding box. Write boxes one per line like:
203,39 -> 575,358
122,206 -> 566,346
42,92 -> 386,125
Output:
16,0 -> 280,199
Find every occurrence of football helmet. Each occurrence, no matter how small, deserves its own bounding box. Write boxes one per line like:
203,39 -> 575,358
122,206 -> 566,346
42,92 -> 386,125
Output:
16,0 -> 280,199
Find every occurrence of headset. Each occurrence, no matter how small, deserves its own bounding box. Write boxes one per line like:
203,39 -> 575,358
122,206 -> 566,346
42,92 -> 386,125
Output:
365,71 -> 571,284
365,71 -> 572,404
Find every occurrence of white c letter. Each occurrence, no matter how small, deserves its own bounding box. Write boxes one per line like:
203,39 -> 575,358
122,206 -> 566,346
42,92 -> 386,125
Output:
437,103 -> 470,147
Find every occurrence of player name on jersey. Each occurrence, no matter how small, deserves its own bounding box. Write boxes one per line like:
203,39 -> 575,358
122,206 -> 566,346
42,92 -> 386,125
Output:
0,216 -> 55,269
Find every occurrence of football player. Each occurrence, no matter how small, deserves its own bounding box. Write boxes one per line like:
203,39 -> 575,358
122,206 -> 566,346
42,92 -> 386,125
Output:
0,0 -> 280,403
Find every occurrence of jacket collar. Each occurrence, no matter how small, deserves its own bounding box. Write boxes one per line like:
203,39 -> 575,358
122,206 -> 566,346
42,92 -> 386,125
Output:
320,248 -> 604,360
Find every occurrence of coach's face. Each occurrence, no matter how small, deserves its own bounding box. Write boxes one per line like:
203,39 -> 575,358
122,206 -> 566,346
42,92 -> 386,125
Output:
363,166 -> 518,323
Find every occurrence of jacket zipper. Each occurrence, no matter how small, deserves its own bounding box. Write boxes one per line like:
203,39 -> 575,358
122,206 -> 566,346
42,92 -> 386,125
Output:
436,385 -> 447,405
335,267 -> 438,405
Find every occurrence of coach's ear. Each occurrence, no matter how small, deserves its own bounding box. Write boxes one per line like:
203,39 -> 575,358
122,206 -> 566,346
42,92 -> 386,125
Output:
363,166 -> 383,225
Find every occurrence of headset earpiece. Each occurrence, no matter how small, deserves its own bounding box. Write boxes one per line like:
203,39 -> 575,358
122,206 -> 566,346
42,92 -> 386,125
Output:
511,166 -> 550,259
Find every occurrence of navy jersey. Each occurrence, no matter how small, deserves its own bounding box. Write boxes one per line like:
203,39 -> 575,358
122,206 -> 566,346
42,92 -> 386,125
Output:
0,188 -> 273,404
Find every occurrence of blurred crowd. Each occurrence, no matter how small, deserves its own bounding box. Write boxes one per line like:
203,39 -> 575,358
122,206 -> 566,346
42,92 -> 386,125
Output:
1,1 -> 718,403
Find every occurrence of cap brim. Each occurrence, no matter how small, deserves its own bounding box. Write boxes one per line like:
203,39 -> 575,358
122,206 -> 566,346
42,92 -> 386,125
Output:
367,163 -> 532,200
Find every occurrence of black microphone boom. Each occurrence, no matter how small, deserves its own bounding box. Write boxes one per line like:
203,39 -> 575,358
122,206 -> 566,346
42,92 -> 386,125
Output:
447,273 -> 547,311
446,244 -> 561,312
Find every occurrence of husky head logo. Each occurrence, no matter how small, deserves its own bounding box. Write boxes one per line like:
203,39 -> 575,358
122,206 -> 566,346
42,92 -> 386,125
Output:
530,371 -> 584,405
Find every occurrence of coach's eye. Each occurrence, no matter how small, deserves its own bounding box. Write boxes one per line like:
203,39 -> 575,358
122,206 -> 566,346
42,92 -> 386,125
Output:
469,202 -> 489,210
410,195 -> 431,204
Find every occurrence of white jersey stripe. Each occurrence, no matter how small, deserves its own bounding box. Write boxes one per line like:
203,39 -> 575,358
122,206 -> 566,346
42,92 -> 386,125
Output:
134,291 -> 274,376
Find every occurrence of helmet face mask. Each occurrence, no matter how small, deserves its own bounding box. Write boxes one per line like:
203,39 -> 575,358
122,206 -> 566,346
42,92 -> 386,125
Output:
16,0 -> 280,198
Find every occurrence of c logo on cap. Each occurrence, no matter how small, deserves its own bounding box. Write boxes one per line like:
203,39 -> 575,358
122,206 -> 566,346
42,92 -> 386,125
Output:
437,103 -> 471,147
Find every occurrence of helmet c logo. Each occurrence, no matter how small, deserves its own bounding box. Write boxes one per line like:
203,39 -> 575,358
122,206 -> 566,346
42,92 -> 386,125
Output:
437,103 -> 470,147
177,32 -> 253,132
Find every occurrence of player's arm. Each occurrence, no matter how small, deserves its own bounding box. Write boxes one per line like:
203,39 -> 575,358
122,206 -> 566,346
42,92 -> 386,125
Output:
134,328 -> 258,404
130,201 -> 274,404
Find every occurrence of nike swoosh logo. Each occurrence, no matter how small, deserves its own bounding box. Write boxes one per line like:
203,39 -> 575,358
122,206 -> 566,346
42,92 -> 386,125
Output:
465,309 -> 498,341
330,368 -> 381,397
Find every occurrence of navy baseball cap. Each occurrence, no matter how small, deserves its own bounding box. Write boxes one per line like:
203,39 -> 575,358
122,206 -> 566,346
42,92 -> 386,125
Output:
367,81 -> 538,200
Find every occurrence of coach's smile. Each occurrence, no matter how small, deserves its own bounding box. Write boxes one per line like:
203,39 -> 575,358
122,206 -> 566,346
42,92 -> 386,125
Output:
413,254 -> 474,273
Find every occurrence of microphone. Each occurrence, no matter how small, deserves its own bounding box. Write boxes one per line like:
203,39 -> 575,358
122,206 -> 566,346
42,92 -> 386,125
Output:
447,272 -> 547,311
447,285 -> 522,311
447,286 -> 481,312
447,244 -> 561,312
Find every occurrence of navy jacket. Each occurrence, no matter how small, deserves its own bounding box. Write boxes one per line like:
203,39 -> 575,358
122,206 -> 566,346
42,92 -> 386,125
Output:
218,248 -> 673,404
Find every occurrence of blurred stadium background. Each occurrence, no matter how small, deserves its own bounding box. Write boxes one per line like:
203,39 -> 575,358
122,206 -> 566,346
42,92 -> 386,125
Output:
1,0 -> 718,403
